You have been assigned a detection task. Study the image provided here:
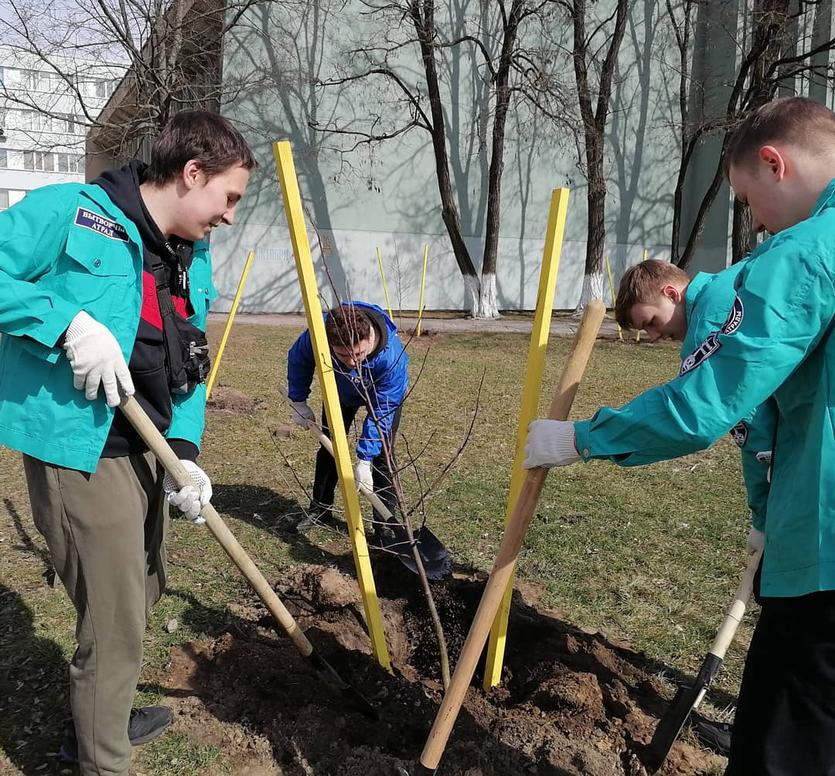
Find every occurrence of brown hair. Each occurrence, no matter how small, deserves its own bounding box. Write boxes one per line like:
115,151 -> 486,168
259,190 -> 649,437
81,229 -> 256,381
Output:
325,304 -> 373,349
724,96 -> 835,175
614,260 -> 690,329
145,110 -> 257,185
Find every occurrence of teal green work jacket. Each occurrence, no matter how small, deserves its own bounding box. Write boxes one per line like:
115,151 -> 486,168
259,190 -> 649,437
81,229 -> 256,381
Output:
682,269 -> 776,531
0,183 -> 216,473
575,179 -> 835,597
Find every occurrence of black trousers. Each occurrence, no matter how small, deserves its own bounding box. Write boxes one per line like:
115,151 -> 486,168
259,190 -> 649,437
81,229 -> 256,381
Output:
310,403 -> 401,527
725,582 -> 835,775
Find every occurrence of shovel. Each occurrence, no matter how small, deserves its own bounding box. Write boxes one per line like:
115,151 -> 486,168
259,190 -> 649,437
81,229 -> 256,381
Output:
279,386 -> 451,580
304,422 -> 451,580
119,394 -> 378,720
399,300 -> 606,776
643,546 -> 762,772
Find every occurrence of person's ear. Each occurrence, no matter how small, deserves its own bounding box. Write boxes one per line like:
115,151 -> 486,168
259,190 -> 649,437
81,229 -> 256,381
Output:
758,145 -> 787,181
181,159 -> 204,190
662,284 -> 682,303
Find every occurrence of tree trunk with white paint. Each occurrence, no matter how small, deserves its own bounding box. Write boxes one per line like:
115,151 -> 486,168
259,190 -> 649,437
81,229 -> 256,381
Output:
574,270 -> 606,314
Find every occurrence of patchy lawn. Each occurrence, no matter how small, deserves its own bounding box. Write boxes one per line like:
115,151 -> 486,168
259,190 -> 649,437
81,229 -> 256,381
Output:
0,320 -> 751,775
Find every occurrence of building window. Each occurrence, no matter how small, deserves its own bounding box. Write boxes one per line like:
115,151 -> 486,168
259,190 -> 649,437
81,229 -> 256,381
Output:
36,151 -> 54,171
21,150 -> 56,171
0,148 -> 6,168
0,190 -> 9,209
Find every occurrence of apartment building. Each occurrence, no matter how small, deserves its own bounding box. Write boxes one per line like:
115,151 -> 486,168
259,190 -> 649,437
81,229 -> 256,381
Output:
0,48 -> 119,208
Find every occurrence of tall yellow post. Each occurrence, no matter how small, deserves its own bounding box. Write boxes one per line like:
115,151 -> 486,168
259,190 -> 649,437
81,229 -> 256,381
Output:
483,188 -> 569,688
274,141 -> 391,670
375,247 -> 394,320
604,255 -> 623,342
415,243 -> 429,337
206,249 -> 256,399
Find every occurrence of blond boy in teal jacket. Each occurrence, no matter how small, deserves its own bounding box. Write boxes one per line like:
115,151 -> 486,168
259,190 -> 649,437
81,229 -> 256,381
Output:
526,97 -> 835,773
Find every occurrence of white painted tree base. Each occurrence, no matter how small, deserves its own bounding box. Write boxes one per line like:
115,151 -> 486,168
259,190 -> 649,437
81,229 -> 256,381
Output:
463,273 -> 501,319
573,271 -> 606,315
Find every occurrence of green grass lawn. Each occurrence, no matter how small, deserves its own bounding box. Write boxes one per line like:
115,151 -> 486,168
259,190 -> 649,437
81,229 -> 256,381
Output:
0,321 -> 753,774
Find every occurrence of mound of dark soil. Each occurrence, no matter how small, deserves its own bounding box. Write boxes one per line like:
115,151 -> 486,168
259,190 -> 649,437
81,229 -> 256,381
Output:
206,386 -> 266,414
163,562 -> 725,776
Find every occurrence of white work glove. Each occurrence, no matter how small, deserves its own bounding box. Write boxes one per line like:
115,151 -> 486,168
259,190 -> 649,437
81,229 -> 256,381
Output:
747,527 -> 765,555
290,400 -> 315,428
63,311 -> 134,407
163,461 -> 212,524
523,419 -> 581,469
354,459 -> 374,493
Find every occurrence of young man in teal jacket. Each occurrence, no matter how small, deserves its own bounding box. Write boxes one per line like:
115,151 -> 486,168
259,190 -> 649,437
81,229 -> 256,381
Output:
525,96 -> 835,773
0,112 -> 255,775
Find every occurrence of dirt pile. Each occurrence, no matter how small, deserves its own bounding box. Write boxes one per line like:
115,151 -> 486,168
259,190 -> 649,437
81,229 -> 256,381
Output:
164,562 -> 725,776
206,386 -> 266,414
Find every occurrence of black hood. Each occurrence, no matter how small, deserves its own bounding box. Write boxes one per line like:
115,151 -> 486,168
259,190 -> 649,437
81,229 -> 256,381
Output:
92,160 -> 170,257
92,160 -> 193,263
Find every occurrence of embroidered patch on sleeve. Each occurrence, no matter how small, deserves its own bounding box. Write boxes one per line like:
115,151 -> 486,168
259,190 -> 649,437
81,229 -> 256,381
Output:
721,295 -> 744,335
729,421 -> 749,447
679,332 -> 721,375
74,208 -> 129,242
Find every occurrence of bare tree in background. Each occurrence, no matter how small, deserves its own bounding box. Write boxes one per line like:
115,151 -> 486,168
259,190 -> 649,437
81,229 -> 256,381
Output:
316,0 -> 572,319
0,0 -> 262,163
665,0 -> 835,269
561,0 -> 628,311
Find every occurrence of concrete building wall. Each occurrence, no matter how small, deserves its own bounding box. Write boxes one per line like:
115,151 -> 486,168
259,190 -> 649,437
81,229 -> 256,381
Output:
214,0 -> 683,313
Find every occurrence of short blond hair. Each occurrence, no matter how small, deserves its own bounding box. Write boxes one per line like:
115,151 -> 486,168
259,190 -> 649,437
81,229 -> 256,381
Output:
614,260 -> 690,329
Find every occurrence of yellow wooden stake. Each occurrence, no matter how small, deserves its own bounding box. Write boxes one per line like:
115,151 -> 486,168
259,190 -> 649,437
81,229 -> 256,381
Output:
375,247 -> 394,321
636,249 -> 649,342
274,141 -> 391,671
415,243 -> 429,337
604,255 -> 623,342
206,249 -> 256,399
483,188 -> 569,689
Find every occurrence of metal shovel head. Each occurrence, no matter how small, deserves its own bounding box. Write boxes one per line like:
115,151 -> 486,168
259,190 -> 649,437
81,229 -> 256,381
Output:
395,765 -> 435,776
307,648 -> 378,720
644,652 -> 723,772
377,521 -> 452,580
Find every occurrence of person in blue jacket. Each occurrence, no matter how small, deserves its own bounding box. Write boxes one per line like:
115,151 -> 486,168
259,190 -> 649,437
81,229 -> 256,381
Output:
525,96 -> 835,774
0,112 -> 255,775
287,301 -> 409,540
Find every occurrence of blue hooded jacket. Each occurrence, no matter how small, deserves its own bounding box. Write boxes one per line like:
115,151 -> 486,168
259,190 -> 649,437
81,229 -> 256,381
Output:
287,302 -> 409,461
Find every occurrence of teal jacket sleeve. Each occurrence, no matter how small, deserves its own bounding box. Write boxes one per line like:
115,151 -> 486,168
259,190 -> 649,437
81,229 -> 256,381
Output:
734,399 -> 777,531
574,235 -> 833,465
0,186 -> 81,347
166,245 -> 215,453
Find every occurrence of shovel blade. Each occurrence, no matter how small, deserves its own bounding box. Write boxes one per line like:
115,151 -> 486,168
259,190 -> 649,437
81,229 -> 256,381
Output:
377,522 -> 452,580
306,648 -> 378,720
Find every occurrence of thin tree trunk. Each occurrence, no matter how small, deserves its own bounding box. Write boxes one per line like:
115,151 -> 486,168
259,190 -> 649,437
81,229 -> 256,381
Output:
409,0 -> 481,315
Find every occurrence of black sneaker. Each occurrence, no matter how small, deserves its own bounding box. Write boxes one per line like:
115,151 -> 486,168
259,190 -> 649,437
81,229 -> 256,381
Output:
59,706 -> 173,763
296,503 -> 337,533
690,712 -> 732,756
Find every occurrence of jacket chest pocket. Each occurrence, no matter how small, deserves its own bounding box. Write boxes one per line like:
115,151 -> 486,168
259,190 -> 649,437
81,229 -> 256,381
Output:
50,225 -> 137,313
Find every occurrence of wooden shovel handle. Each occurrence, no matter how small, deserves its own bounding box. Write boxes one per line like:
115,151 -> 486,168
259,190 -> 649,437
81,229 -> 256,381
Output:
278,385 -> 396,521
119,395 -> 314,658
710,547 -> 762,659
305,423 -> 395,520
419,300 -> 606,770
